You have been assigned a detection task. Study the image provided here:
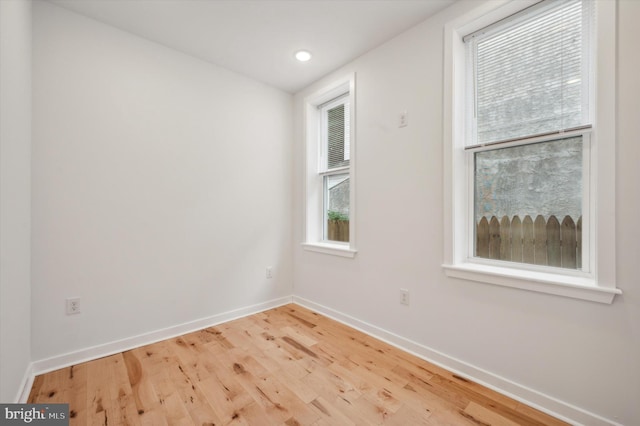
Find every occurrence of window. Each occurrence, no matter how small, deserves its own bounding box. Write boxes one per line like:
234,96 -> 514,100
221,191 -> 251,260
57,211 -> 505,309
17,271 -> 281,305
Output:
303,75 -> 356,257
468,0 -> 589,270
321,95 -> 350,243
443,0 -> 620,303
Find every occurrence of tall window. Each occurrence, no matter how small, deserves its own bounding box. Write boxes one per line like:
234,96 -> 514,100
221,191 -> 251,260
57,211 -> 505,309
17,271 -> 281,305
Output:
443,0 -> 620,303
466,0 -> 591,270
320,95 -> 350,242
303,75 -> 356,257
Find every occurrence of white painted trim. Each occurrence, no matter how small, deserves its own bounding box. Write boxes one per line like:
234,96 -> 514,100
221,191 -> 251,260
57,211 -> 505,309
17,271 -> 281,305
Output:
292,296 -> 623,426
301,242 -> 357,258
15,363 -> 34,403
443,263 -> 620,304
31,296 -> 292,376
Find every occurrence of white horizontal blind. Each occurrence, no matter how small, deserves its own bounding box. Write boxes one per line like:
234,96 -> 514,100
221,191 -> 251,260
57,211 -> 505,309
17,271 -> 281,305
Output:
466,0 -> 592,146
326,100 -> 350,170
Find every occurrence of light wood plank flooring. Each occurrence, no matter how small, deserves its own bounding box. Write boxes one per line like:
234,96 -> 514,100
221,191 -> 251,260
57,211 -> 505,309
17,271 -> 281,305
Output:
28,304 -> 567,425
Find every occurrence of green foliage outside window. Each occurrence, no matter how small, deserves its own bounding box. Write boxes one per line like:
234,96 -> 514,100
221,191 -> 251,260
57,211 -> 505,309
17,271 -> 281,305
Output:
327,210 -> 349,221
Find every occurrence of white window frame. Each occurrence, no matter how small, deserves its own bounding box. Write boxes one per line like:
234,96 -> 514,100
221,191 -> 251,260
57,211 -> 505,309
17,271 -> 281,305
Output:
443,0 -> 620,304
302,74 -> 357,258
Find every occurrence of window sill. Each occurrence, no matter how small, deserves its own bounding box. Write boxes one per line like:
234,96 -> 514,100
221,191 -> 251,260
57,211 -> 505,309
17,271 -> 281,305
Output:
442,263 -> 621,304
302,242 -> 357,258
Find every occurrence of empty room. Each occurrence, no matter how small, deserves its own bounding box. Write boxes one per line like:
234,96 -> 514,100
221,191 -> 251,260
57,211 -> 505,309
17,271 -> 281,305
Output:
1,0 -> 638,424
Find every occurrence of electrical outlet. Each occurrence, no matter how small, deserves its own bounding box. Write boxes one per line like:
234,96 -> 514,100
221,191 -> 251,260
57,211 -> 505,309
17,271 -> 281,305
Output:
66,298 -> 81,315
400,289 -> 410,306
266,266 -> 273,279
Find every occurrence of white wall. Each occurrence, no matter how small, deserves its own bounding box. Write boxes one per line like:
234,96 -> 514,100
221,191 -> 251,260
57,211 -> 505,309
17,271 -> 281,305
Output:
0,0 -> 32,402
32,1 -> 293,361
293,1 -> 640,424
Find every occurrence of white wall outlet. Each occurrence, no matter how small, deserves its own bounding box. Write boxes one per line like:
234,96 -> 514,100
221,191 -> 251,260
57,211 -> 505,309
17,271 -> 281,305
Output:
66,297 -> 81,315
400,289 -> 410,305
266,266 -> 273,279
399,110 -> 408,128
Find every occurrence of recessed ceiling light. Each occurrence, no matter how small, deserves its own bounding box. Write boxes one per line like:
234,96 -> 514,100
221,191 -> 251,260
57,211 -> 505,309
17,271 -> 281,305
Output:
295,50 -> 312,62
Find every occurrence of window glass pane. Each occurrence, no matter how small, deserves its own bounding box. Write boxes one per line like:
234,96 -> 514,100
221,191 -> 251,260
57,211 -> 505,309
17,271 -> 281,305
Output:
327,102 -> 350,169
325,173 -> 349,242
472,0 -> 588,144
474,137 -> 582,269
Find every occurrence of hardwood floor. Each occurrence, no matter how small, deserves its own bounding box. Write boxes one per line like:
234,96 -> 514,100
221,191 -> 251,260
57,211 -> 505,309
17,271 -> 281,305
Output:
28,304 -> 567,425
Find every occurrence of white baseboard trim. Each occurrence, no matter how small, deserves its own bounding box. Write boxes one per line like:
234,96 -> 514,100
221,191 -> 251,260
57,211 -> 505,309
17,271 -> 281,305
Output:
16,363 -> 34,403
31,296 -> 293,377
292,296 -> 621,426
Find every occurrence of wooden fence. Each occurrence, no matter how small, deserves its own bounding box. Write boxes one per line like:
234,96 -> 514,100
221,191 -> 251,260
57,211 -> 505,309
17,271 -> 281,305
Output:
327,220 -> 349,242
476,215 -> 582,269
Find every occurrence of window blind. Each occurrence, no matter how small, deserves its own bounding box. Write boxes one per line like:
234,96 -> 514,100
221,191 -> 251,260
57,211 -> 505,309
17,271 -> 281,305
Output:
327,101 -> 350,170
466,0 -> 593,147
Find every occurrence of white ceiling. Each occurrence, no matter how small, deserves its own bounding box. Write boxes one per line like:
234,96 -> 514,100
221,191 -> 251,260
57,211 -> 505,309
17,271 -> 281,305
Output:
46,0 -> 456,93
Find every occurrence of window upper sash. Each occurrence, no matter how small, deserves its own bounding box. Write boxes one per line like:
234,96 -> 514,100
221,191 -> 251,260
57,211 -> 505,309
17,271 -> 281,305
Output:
320,94 -> 350,173
464,0 -> 593,148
